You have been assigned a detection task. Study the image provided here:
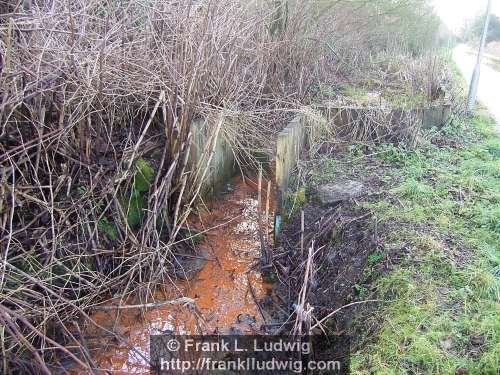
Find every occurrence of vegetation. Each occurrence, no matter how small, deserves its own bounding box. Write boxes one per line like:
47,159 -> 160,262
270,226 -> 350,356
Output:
0,0 -> 455,373
351,111 -> 499,374
464,13 -> 500,44
288,50 -> 500,373
304,108 -> 499,374
311,0 -> 441,56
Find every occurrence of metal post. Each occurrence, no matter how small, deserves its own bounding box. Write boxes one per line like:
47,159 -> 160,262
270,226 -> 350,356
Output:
467,0 -> 492,113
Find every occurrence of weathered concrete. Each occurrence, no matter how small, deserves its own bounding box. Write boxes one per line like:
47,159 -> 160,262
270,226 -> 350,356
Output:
189,117 -> 236,198
273,102 -> 450,238
317,180 -> 364,206
315,102 -> 452,135
275,115 -> 306,215
421,103 -> 452,129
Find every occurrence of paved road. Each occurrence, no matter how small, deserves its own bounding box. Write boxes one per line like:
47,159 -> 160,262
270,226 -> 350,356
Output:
453,44 -> 500,131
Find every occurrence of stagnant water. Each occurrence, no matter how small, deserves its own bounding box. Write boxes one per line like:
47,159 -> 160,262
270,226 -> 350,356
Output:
81,175 -> 275,373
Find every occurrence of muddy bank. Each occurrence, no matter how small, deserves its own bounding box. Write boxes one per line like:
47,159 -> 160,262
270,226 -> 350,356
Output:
80,175 -> 279,373
276,202 -> 375,357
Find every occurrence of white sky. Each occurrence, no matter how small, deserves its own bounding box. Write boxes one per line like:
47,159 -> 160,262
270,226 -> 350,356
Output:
433,0 -> 500,33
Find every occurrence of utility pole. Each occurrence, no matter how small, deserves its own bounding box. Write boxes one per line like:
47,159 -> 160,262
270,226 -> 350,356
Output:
467,0 -> 492,113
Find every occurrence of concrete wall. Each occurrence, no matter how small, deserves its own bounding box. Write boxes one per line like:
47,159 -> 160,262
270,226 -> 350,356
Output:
316,103 -> 452,132
275,115 -> 306,215
421,103 -> 452,129
189,117 -> 236,198
272,102 -> 451,239
274,103 -> 451,204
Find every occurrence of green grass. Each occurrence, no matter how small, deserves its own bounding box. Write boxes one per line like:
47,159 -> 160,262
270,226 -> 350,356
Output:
384,91 -> 429,110
306,52 -> 499,373
308,110 -> 499,374
352,112 -> 499,374
341,84 -> 370,102
336,84 -> 429,109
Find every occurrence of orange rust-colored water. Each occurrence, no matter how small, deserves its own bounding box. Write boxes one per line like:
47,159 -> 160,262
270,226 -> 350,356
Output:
81,175 -> 275,374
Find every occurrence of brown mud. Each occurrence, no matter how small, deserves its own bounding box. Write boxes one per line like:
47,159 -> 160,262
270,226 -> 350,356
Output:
80,175 -> 276,374
277,202 -> 374,364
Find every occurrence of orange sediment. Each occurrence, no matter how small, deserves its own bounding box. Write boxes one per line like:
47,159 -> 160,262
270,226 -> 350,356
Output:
81,175 -> 275,374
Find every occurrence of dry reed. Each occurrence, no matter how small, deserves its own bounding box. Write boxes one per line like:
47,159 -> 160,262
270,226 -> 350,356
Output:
0,0 -> 446,371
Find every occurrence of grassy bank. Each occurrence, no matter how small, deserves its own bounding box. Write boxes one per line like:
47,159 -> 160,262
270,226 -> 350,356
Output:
0,1 -> 450,371
305,110 -> 499,374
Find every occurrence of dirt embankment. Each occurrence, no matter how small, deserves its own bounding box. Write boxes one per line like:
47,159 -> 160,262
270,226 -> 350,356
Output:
275,201 -> 376,365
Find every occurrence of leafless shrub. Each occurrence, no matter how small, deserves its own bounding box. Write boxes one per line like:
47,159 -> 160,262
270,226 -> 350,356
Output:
305,105 -> 425,154
0,0 -> 445,371
0,0 -> 344,371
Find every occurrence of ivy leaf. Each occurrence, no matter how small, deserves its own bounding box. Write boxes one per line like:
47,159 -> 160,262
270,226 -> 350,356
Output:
98,217 -> 118,241
134,158 -> 154,193
125,193 -> 145,228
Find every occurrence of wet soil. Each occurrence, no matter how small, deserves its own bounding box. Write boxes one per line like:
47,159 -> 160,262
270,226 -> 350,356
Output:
276,202 -> 375,360
81,175 -> 276,374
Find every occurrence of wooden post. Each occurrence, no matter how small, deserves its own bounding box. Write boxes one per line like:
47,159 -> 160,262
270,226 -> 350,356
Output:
275,131 -> 288,215
300,210 -> 304,256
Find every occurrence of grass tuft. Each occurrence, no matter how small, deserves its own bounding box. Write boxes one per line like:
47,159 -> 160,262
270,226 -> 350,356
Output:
306,109 -> 500,374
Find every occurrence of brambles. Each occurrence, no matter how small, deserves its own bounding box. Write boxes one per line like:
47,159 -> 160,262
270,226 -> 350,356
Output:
0,0 -> 447,372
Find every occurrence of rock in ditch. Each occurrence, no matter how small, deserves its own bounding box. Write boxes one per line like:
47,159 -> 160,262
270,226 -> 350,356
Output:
317,180 -> 364,206
175,250 -> 210,280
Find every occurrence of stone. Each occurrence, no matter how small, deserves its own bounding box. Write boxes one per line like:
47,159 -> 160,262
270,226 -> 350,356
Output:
317,180 -> 364,205
439,337 -> 453,350
175,250 -> 210,280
